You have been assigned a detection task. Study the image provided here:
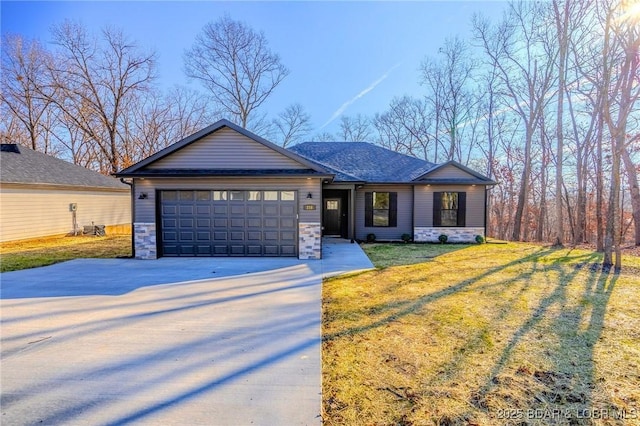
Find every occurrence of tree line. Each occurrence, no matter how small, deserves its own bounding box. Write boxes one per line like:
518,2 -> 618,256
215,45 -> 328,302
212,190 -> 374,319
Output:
2,1 -> 638,269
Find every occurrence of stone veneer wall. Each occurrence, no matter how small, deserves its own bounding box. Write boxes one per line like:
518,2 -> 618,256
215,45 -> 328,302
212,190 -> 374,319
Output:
414,227 -> 485,243
299,222 -> 322,259
134,222 -> 157,259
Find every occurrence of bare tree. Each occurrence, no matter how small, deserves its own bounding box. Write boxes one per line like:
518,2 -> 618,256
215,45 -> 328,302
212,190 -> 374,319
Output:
272,103 -> 311,147
311,131 -> 335,142
473,2 -> 556,241
622,136 -> 640,246
420,36 -> 478,163
338,114 -> 373,141
184,16 -> 289,128
373,96 -> 434,160
44,22 -> 156,173
599,0 -> 640,268
1,34 -> 56,152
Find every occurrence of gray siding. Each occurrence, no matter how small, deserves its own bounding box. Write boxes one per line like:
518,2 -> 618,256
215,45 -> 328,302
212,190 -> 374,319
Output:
134,177 -> 322,223
422,164 -> 476,179
355,185 -> 413,241
147,128 -> 306,170
0,185 -> 130,242
414,185 -> 485,227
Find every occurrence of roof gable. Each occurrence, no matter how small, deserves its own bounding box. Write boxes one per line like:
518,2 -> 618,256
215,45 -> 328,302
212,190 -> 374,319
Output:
118,119 -> 326,175
415,161 -> 496,185
289,142 -> 435,182
0,144 -> 127,190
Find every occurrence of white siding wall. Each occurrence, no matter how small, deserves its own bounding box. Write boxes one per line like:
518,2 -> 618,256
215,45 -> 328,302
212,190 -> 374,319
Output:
0,186 -> 131,242
147,128 -> 306,170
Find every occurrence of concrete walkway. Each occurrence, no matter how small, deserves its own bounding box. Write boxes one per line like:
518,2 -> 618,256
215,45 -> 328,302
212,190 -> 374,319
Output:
0,240 -> 373,426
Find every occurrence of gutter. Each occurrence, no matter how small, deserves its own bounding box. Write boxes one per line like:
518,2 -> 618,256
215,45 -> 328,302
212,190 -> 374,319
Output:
119,178 -> 135,259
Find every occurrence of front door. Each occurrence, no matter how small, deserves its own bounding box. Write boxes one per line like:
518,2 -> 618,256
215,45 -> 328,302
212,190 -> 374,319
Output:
323,198 -> 342,236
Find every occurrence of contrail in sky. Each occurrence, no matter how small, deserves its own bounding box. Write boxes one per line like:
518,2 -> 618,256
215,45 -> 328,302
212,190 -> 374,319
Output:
320,62 -> 402,129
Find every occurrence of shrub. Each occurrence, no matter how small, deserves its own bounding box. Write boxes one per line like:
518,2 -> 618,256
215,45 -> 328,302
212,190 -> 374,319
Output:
401,233 -> 412,243
475,235 -> 485,244
366,233 -> 376,243
438,234 -> 448,244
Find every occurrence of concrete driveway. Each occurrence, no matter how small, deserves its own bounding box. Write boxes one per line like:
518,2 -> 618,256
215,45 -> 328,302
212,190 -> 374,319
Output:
0,239 -> 373,425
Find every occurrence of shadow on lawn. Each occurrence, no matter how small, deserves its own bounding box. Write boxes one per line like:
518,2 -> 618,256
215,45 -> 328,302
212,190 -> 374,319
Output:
324,246 -> 560,340
465,257 -> 622,424
324,246 -> 627,424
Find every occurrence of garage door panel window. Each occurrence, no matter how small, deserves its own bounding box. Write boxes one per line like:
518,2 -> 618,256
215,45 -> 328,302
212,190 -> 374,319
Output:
280,191 -> 295,201
230,191 -> 244,201
196,191 -> 210,201
213,191 -> 227,201
264,191 -> 279,201
180,192 -> 194,201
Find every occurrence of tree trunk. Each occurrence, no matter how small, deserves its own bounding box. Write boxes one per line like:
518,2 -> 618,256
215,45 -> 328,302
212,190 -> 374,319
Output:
622,144 -> 640,246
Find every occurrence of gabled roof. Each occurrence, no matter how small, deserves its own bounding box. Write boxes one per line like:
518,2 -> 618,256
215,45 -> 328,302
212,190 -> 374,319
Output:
289,142 -> 436,183
415,160 -> 497,185
116,119 -> 329,177
0,144 -> 128,190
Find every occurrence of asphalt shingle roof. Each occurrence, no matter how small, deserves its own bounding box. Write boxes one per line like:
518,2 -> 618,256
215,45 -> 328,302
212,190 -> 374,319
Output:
0,144 -> 128,190
288,142 -> 436,183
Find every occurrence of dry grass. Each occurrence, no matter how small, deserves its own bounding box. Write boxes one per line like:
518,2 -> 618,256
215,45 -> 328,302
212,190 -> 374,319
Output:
322,243 -> 640,425
0,234 -> 132,272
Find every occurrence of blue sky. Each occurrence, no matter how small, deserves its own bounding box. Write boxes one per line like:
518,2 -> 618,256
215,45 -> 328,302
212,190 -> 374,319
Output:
1,1 -> 509,136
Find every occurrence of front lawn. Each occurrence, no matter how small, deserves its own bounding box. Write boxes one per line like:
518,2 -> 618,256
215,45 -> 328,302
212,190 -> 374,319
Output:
0,234 -> 132,272
322,242 -> 640,425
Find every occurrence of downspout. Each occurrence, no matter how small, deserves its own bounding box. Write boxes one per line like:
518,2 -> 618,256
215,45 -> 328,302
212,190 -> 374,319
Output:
120,178 -> 135,258
351,185 -> 359,243
412,185 -> 415,242
484,185 -> 495,241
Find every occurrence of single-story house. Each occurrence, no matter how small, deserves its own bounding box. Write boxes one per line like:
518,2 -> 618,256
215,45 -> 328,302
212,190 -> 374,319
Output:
116,120 -> 495,259
0,143 -> 131,242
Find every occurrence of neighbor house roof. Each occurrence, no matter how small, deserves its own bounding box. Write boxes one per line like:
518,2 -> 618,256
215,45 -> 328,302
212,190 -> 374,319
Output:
0,144 -> 128,190
288,142 -> 437,183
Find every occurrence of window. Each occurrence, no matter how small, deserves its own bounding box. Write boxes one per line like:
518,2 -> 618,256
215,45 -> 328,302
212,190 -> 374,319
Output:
230,191 -> 244,201
264,191 -> 279,201
247,191 -> 261,201
326,200 -> 339,210
213,191 -> 227,201
433,192 -> 466,227
280,191 -> 295,201
196,191 -> 210,201
365,192 -> 397,227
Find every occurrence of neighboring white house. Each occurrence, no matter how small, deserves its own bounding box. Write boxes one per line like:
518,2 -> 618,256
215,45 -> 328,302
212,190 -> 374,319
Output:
0,144 -> 131,242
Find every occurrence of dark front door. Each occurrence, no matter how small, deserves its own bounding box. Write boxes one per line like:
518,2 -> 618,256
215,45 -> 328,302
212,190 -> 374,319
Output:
323,198 -> 342,236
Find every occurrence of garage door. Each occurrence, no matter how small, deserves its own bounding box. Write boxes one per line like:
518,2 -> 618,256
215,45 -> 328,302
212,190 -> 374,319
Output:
160,190 -> 298,257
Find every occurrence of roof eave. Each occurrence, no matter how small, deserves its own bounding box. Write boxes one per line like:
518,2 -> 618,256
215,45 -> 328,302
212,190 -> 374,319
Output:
117,119 -> 330,175
114,171 -> 335,179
